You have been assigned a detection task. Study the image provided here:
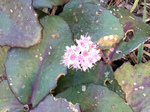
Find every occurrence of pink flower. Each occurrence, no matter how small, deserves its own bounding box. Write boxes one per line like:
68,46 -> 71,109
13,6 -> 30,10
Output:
78,55 -> 84,62
88,57 -> 93,64
62,35 -> 101,71
82,50 -> 89,57
70,54 -> 76,61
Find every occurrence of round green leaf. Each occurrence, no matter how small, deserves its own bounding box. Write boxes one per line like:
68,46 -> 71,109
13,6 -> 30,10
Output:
56,84 -> 133,112
31,95 -> 81,112
55,61 -> 115,94
5,16 -> 73,107
0,80 -> 24,112
114,61 -> 150,111
60,2 -> 124,49
33,0 -> 69,8
55,61 -> 125,98
61,0 -> 107,8
109,7 -> 150,60
0,0 -> 42,47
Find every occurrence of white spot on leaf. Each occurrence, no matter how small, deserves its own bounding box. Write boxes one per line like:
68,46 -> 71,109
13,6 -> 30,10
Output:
82,85 -> 86,92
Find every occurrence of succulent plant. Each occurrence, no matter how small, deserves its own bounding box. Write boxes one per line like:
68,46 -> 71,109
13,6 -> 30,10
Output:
0,0 -> 150,111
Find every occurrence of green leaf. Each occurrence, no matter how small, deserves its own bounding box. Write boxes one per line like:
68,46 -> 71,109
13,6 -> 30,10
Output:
143,0 -> 146,23
71,62 -> 114,87
55,61 -> 115,94
34,8 -> 48,19
31,95 -> 81,112
130,0 -> 139,13
113,79 -> 125,99
114,61 -> 150,111
109,7 -> 150,60
55,61 -> 126,98
0,46 -> 9,76
61,0 -> 107,7
56,83 -> 133,112
5,16 -> 73,107
33,0 -> 69,8
0,80 -> 24,112
0,0 -> 42,47
137,43 -> 144,64
60,2 -> 124,50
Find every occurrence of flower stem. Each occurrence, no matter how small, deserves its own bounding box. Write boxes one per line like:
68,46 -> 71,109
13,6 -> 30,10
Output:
99,47 -> 108,63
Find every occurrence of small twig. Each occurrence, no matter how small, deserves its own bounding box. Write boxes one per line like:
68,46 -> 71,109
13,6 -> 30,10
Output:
146,18 -> 150,22
129,52 -> 137,64
143,50 -> 150,57
50,6 -> 58,15
142,55 -> 147,62
144,44 -> 150,48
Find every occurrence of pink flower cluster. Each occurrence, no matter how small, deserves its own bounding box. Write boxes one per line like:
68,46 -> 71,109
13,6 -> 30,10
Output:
62,35 -> 101,71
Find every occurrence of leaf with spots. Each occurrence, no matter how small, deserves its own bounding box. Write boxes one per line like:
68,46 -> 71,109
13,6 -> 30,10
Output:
113,79 -> 125,99
54,61 -> 115,94
30,95 -> 81,112
71,62 -> 114,88
61,0 -> 107,8
0,0 -> 42,47
5,16 -> 73,107
109,7 -> 150,60
56,83 -> 133,112
59,2 -> 124,50
33,0 -> 70,8
114,61 -> 150,112
0,80 -> 24,112
0,46 -> 9,77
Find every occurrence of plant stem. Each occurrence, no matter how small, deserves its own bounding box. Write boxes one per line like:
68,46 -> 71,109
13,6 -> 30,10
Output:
98,47 -> 108,63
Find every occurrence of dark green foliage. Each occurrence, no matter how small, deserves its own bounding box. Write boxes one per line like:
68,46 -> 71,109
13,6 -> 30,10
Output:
0,81 -> 24,111
0,0 -> 150,111
56,84 -> 133,112
5,16 -> 73,107
31,95 -> 81,112
33,0 -> 69,8
0,0 -> 42,47
60,2 -> 124,49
